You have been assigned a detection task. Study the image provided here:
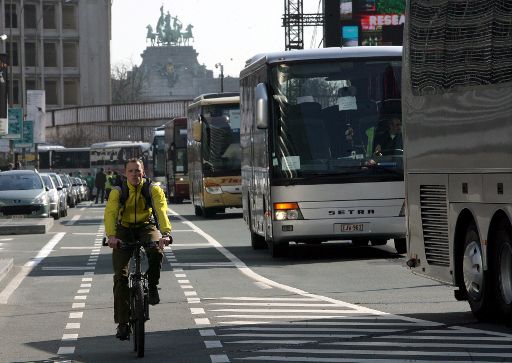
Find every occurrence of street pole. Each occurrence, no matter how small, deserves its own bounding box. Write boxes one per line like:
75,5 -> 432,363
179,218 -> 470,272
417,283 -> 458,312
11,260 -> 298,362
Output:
9,0 -> 14,163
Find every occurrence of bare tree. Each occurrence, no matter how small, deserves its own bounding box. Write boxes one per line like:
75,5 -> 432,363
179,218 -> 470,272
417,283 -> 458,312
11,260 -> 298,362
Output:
111,61 -> 147,104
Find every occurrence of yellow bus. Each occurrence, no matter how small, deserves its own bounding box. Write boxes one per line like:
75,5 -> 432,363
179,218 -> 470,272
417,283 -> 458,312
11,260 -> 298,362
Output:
187,93 -> 241,217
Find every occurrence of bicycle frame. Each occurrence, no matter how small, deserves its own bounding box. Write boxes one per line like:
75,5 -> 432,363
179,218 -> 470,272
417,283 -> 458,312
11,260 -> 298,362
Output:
129,244 -> 149,323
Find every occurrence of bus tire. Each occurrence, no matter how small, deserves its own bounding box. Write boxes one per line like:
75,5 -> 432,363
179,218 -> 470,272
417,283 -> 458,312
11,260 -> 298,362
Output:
194,205 -> 203,216
394,238 -> 407,254
492,220 -> 512,323
251,232 -> 267,250
203,208 -> 216,218
270,241 -> 288,258
462,223 -> 495,320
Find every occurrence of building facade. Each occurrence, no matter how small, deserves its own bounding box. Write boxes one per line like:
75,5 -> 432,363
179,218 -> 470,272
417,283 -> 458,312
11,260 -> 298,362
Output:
0,0 -> 111,110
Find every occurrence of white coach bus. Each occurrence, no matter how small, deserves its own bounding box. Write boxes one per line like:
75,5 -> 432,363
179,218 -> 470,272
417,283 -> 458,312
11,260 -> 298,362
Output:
240,46 -> 406,257
403,0 -> 512,320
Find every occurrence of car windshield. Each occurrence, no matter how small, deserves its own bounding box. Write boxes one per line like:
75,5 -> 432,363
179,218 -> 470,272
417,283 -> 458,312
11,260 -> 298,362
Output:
50,175 -> 62,187
0,174 -> 44,191
41,175 -> 54,189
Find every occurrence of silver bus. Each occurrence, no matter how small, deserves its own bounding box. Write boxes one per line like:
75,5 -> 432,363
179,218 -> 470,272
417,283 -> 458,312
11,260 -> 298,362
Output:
240,46 -> 406,257
403,0 -> 512,321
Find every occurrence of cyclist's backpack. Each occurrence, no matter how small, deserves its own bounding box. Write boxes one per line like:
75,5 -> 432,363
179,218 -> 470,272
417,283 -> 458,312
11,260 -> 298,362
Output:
118,178 -> 159,229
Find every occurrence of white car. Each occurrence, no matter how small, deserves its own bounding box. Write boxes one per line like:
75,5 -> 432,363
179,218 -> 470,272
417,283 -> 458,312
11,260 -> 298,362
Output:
40,173 -> 61,220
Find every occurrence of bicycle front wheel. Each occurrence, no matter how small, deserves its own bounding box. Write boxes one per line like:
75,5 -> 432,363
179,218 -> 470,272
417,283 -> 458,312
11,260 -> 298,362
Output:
133,283 -> 145,357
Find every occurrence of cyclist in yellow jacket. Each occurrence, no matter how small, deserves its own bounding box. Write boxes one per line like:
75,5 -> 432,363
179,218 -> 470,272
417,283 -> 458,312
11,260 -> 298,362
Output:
104,158 -> 172,340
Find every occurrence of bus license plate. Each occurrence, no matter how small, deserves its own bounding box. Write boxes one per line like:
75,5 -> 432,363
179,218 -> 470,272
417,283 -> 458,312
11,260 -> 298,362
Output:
338,223 -> 364,232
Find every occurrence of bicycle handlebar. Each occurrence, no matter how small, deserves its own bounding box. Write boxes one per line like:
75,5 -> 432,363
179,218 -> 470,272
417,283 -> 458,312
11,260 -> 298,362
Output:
117,240 -> 158,250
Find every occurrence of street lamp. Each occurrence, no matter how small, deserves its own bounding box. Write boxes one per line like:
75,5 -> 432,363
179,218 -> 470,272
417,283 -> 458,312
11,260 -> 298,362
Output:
215,62 -> 224,93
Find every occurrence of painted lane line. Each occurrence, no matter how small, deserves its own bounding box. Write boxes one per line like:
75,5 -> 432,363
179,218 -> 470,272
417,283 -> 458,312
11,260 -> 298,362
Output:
0,238 -> 13,241
66,323 -> 81,329
178,279 -> 190,284
84,271 -> 94,275
205,340 -> 223,348
254,282 -> 272,289
200,329 -> 217,337
210,354 -> 229,363
69,312 -> 83,319
72,302 -> 85,309
65,215 -> 81,226
62,334 -> 79,341
191,308 -> 205,315
82,277 -> 93,282
195,318 -> 211,325
57,347 -> 75,355
0,232 -> 66,304
43,266 -> 95,271
204,297 -> 321,301
181,285 -> 194,289
175,273 -> 187,278
74,295 -> 87,300
72,233 -> 98,235
77,289 -> 90,294
184,291 -> 198,296
61,246 -> 98,250
80,283 -> 91,288
188,297 -> 201,304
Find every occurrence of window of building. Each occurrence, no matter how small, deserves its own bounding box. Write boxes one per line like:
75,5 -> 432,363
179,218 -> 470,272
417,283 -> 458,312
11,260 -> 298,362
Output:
64,79 -> 79,105
44,42 -> 57,67
4,4 -> 18,28
43,4 -> 56,29
63,43 -> 77,67
25,42 -> 36,67
45,80 -> 58,105
24,4 -> 37,29
12,79 -> 20,105
25,79 -> 36,91
62,4 -> 77,30
7,42 -> 19,67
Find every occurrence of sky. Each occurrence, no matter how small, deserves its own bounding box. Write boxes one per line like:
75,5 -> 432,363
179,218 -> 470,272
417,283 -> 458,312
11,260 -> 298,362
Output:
111,0 -> 323,77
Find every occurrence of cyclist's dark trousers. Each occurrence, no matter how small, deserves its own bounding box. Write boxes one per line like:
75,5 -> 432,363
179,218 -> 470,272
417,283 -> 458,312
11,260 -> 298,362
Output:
112,223 -> 163,324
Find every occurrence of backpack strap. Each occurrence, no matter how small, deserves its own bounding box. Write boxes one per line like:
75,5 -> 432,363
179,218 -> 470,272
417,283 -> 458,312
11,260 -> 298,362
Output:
117,178 -> 160,230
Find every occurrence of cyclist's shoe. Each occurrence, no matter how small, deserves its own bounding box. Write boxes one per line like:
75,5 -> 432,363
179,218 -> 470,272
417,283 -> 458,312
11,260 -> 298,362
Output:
148,285 -> 160,305
116,323 -> 130,341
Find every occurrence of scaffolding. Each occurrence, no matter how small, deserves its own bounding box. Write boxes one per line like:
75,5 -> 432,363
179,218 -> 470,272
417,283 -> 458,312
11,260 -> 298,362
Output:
283,0 -> 324,50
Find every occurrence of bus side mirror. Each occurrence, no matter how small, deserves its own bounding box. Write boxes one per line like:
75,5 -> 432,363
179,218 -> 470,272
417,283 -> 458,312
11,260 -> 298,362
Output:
192,121 -> 202,142
255,83 -> 268,129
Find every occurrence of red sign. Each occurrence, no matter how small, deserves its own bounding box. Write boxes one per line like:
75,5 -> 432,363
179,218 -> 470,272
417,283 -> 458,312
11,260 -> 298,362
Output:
360,14 -> 405,31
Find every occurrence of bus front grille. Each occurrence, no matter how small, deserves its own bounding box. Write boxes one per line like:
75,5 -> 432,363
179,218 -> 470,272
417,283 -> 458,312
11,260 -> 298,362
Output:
420,185 -> 450,267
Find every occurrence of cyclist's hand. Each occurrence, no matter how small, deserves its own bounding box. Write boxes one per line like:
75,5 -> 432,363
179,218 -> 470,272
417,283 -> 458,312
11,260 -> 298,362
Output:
158,235 -> 172,250
108,236 -> 121,249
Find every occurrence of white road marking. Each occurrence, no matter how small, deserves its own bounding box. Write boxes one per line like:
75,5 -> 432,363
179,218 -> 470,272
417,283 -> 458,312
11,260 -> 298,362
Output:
210,354 -> 229,363
62,333 -> 78,341
205,340 -> 223,348
0,238 -> 13,241
0,233 -> 66,304
57,347 -> 75,355
181,285 -> 194,289
184,291 -> 198,296
188,297 -> 201,304
80,283 -> 91,288
254,282 -> 272,289
69,312 -> 83,319
71,233 -> 98,235
77,289 -> 90,294
42,266 -> 95,271
195,318 -> 211,325
200,329 -> 216,336
191,308 -> 205,315
74,295 -> 87,300
66,323 -> 81,329
61,247 -> 98,250
72,303 -> 85,309
175,273 -> 187,278
82,278 -> 93,282
178,279 -> 190,284
65,215 -> 81,226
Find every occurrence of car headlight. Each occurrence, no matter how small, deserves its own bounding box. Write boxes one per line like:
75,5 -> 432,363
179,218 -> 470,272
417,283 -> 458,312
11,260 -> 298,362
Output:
274,202 -> 303,221
33,193 -> 48,204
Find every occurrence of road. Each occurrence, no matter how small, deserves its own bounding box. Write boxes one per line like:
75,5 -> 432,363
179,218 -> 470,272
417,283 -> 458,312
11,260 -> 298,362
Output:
0,201 -> 511,362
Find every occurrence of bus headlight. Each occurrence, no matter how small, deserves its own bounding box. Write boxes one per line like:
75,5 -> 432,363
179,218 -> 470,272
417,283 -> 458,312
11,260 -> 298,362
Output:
274,202 -> 303,221
205,182 -> 223,194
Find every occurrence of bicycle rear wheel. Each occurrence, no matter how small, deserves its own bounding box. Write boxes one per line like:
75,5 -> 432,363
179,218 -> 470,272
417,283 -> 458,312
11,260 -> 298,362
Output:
132,283 -> 145,357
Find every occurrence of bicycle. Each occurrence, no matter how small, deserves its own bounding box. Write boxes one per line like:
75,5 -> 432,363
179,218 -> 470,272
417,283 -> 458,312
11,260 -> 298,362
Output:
118,240 -> 156,358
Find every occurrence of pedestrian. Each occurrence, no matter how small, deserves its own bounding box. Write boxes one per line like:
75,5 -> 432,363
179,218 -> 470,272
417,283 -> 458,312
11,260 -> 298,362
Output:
104,158 -> 172,340
85,172 -> 95,201
14,161 -> 22,170
95,168 -> 107,204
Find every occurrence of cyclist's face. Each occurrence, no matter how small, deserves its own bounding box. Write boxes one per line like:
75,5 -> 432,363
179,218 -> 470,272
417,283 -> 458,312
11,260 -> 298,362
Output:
125,161 -> 144,186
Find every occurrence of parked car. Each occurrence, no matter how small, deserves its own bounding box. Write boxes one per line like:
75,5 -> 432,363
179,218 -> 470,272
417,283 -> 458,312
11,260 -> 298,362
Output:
47,173 -> 68,217
59,174 -> 77,208
40,173 -> 61,220
0,170 -> 51,218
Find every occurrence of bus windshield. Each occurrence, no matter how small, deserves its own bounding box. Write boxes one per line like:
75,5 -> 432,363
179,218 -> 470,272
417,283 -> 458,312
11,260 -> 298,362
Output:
153,135 -> 165,177
201,103 -> 240,174
270,59 -> 402,182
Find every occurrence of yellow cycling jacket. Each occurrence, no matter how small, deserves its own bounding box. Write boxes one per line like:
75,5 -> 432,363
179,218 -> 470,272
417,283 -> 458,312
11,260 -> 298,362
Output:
104,178 -> 172,237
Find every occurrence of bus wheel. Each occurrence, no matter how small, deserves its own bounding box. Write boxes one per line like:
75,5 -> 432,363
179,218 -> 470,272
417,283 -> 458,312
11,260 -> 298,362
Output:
194,205 -> 203,216
493,221 -> 512,323
462,223 -> 494,320
270,241 -> 288,258
251,232 -> 267,250
352,238 -> 369,247
394,238 -> 407,254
